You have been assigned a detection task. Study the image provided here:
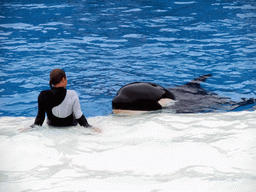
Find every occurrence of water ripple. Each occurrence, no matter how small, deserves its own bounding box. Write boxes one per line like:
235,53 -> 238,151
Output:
0,0 -> 256,117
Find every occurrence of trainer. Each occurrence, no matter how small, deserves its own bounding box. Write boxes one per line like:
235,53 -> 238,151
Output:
31,68 -> 92,128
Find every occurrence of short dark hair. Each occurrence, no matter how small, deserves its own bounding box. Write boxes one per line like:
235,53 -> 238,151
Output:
49,69 -> 66,88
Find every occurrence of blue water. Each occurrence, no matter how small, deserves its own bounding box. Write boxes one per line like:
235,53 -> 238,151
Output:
1,0 -> 256,118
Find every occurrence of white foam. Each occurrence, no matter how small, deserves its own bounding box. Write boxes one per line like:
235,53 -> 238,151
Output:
0,111 -> 256,191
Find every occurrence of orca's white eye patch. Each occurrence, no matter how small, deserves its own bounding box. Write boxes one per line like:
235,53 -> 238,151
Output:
158,98 -> 175,107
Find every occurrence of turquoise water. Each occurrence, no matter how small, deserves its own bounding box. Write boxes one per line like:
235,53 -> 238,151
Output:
0,0 -> 256,118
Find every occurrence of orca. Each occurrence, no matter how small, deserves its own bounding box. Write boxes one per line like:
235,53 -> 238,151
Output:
112,74 -> 256,114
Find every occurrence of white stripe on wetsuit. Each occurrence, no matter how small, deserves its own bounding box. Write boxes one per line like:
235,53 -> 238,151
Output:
52,90 -> 83,119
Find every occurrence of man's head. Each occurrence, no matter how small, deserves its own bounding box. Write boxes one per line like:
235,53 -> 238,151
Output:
49,69 -> 67,88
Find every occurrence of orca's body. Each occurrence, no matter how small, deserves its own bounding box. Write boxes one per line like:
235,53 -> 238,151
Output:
112,74 -> 255,114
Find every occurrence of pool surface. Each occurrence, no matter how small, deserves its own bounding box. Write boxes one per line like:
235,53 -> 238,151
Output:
1,0 -> 255,117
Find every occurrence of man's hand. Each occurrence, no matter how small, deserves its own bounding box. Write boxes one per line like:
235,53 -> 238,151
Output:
92,127 -> 102,133
19,127 -> 32,132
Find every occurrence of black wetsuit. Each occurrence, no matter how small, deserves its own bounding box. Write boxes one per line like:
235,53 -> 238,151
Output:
33,87 -> 91,127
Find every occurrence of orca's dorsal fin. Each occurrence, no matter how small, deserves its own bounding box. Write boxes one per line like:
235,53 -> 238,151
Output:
190,74 -> 212,84
185,74 -> 212,88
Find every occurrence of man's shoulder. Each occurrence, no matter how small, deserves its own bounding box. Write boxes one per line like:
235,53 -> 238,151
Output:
67,90 -> 78,96
38,89 -> 53,100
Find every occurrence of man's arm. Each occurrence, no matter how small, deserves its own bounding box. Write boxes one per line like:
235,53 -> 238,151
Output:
32,92 -> 46,127
77,115 -> 92,128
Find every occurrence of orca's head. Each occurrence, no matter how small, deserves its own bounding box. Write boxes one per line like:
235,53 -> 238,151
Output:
112,82 -> 175,114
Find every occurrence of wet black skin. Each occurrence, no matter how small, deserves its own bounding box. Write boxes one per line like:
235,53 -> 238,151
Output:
112,74 -> 256,113
112,82 -> 175,111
